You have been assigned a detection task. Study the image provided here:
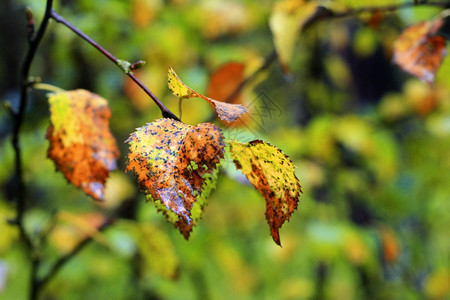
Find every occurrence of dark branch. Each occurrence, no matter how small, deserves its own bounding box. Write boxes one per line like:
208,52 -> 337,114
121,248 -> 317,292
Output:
13,1 -> 54,300
303,1 -> 450,28
36,217 -> 114,293
49,10 -> 180,121
222,0 -> 450,106
330,1 -> 450,18
14,0 -> 53,253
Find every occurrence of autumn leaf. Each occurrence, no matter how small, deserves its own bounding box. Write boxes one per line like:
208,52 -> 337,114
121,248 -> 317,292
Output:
270,0 -> 328,72
393,17 -> 447,84
378,225 -> 400,264
46,89 -> 120,201
126,118 -> 225,238
228,139 -> 302,246
168,66 -> 247,123
207,62 -> 254,127
207,62 -> 245,104
132,0 -> 162,28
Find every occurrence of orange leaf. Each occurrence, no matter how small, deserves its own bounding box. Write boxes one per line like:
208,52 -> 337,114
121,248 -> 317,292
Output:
46,90 -> 120,201
207,62 -> 245,104
229,139 -> 302,246
207,62 -> 252,127
393,18 -> 447,84
379,225 -> 400,263
168,66 -> 247,123
132,0 -> 161,28
126,118 -> 225,238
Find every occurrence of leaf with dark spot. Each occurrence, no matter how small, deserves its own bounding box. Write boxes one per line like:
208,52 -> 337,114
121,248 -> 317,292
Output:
126,118 -> 225,238
393,17 -> 446,84
229,139 -> 302,246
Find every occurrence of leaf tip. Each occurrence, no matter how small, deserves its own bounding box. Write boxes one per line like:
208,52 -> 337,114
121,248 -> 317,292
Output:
272,230 -> 282,247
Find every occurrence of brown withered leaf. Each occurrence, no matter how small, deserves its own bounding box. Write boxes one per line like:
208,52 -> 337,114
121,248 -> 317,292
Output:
126,118 -> 225,238
46,89 -> 120,201
393,18 -> 447,84
168,66 -> 247,123
207,62 -> 252,127
229,139 -> 302,246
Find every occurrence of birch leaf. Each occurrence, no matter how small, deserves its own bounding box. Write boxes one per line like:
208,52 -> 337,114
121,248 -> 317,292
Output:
393,17 -> 447,84
168,67 -> 247,123
46,89 -> 120,201
269,0 -> 322,72
229,139 -> 302,246
126,118 -> 225,238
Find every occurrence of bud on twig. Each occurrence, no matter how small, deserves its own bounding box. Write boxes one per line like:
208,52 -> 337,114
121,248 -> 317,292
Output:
25,7 -> 35,41
130,60 -> 146,70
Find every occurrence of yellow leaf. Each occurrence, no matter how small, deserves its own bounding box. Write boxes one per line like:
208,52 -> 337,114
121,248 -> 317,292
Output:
269,0 -> 320,72
168,67 -> 247,123
424,268 -> 450,299
228,139 -> 302,246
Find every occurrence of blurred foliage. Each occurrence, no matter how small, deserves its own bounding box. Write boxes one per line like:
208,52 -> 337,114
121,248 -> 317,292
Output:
1,0 -> 450,299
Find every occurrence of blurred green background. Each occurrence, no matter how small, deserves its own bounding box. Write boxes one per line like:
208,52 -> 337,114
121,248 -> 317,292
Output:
1,0 -> 450,299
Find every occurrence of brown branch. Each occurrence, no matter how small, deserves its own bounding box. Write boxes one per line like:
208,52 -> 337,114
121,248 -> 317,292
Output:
49,10 -> 180,121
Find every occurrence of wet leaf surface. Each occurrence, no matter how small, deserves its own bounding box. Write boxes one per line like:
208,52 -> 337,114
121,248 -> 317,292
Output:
126,118 -> 225,238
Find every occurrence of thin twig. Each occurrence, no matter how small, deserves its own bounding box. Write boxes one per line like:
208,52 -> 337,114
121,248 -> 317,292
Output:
222,0 -> 450,106
35,199 -> 133,297
36,218 -> 113,293
49,10 -> 180,121
14,0 -> 53,251
333,1 -> 450,18
302,1 -> 450,29
13,1 -> 54,299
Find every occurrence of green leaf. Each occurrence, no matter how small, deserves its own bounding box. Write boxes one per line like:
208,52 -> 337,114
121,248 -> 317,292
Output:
116,220 -> 179,279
